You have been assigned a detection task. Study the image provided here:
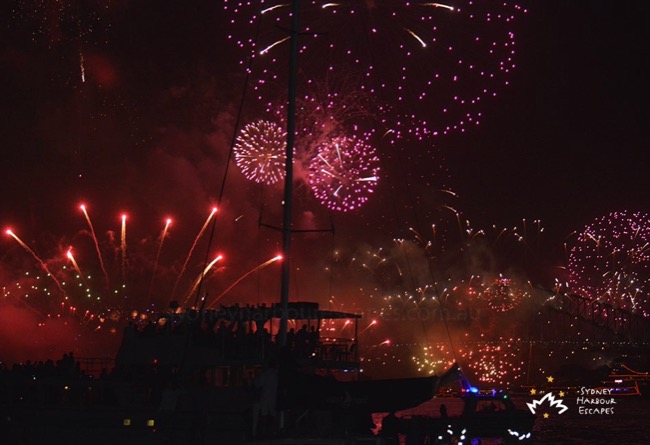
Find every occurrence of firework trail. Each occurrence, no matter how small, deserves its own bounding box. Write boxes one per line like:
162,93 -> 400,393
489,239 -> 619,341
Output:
66,248 -> 83,277
359,319 -> 377,335
5,229 -> 65,296
65,247 -> 90,295
171,207 -> 218,300
206,255 -> 282,308
120,213 -> 127,287
79,49 -> 85,83
184,255 -> 224,305
148,217 -> 173,302
79,204 -> 109,290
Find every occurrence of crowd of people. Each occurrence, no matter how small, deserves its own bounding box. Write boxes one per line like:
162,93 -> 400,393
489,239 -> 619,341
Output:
0,352 -> 100,407
125,304 -> 344,362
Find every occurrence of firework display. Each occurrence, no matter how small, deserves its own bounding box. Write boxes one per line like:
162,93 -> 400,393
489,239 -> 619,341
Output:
2,204 -> 649,390
1,204 -> 226,321
9,0 -> 118,87
568,211 -> 650,317
412,339 -> 526,387
294,77 -> 379,137
234,120 -> 287,184
261,74 -> 381,179
225,0 -> 526,139
2,5 -> 649,426
308,135 -> 380,212
480,276 -> 530,312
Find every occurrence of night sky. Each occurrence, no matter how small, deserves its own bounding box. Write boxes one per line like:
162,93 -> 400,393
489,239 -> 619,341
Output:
1,1 -> 649,365
451,0 -> 650,236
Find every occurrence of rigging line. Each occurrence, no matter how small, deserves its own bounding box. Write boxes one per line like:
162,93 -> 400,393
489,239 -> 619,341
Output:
192,15 -> 264,309
256,186 -> 268,305
327,212 -> 336,309
181,14 -> 265,375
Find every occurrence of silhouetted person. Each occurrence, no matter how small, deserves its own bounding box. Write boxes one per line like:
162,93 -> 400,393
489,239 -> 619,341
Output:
308,326 -> 319,353
286,328 -> 296,349
381,411 -> 401,444
253,363 -> 279,437
295,324 -> 308,356
405,416 -> 425,445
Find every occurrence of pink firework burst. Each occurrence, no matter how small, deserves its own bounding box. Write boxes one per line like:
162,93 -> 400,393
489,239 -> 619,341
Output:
293,77 -> 380,146
568,211 -> 650,317
225,0 -> 526,140
234,120 -> 287,184
264,74 -> 382,165
308,136 -> 380,212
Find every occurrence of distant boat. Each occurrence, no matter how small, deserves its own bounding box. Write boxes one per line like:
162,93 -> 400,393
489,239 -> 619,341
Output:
601,363 -> 650,397
387,392 -> 536,444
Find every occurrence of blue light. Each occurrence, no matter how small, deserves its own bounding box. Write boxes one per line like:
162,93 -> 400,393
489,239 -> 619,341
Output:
469,386 -> 478,394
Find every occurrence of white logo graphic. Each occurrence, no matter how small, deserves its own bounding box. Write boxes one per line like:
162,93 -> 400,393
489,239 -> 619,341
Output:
526,392 -> 569,415
508,429 -> 532,440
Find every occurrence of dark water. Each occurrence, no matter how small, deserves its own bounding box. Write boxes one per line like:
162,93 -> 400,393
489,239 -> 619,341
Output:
530,396 -> 650,444
375,396 -> 650,444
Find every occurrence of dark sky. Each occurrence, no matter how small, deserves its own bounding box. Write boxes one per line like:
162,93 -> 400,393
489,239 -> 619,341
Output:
1,0 -> 649,307
449,0 -> 650,236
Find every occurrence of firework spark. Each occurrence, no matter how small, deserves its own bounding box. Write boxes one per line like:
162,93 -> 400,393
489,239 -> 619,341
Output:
225,0 -> 526,139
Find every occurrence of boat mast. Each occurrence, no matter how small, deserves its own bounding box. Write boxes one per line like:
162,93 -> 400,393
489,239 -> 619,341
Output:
278,0 -> 300,348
